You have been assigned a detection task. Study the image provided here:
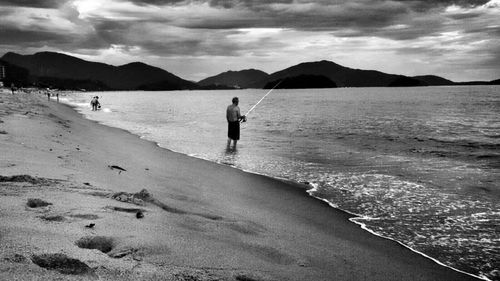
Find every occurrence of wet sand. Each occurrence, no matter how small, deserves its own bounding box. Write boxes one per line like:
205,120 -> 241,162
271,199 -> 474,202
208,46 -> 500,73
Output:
0,89 -> 481,280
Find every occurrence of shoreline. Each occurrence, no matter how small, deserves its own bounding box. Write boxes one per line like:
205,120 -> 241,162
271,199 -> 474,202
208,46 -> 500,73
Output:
0,89 -> 483,280
64,91 -> 491,281
64,95 -> 489,281
62,90 -> 488,280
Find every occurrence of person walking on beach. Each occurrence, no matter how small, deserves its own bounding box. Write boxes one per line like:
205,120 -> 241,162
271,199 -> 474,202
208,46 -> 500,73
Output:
90,96 -> 100,111
226,97 -> 246,148
10,83 -> 15,94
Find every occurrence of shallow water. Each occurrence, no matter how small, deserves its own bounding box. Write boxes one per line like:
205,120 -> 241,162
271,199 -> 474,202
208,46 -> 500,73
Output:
63,86 -> 500,280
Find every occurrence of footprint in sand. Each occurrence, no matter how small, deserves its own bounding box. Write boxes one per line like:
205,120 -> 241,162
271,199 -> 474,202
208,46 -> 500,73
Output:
31,253 -> 93,275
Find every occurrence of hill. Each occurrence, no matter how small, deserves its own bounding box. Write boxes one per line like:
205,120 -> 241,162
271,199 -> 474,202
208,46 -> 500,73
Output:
253,60 -> 399,88
264,75 -> 337,89
412,75 -> 454,86
388,76 -> 427,87
244,60 -> 456,88
198,69 -> 269,88
0,52 -> 197,90
455,79 -> 500,85
489,79 -> 500,85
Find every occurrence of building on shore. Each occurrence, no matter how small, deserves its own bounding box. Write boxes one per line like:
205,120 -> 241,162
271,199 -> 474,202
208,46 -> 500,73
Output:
0,64 -> 5,80
0,64 -> 5,87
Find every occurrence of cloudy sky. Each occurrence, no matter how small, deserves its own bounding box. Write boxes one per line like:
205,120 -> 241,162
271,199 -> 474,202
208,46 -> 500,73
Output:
0,0 -> 499,82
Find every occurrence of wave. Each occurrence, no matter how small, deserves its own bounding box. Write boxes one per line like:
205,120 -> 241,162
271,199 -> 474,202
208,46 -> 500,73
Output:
306,184 -> 491,281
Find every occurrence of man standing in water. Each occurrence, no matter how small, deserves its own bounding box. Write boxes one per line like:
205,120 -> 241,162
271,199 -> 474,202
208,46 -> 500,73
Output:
226,97 -> 246,148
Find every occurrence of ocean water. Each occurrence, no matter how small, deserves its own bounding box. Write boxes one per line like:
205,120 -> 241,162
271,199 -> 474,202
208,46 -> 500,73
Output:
62,86 -> 499,280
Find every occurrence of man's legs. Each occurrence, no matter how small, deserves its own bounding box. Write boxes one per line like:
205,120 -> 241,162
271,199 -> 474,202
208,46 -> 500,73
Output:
227,138 -> 237,148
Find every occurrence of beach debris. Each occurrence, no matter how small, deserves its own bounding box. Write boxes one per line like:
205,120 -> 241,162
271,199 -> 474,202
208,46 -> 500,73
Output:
75,236 -> 115,253
108,165 -> 126,174
31,253 -> 92,275
27,198 -> 52,208
135,188 -> 152,201
83,182 -> 91,186
85,223 -> 95,228
0,130 -> 7,134
111,189 -> 151,205
110,189 -> 197,217
136,211 -> 144,219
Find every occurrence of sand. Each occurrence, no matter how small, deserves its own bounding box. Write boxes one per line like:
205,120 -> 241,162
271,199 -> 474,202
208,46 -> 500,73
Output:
0,89 -> 481,281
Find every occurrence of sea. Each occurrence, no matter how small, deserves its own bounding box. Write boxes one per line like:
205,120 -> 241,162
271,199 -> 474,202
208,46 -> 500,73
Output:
61,86 -> 499,280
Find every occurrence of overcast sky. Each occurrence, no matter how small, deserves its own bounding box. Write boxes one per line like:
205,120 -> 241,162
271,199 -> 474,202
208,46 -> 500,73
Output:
0,0 -> 499,82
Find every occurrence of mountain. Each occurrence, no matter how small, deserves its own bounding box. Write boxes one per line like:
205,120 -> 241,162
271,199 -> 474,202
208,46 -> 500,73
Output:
198,69 -> 269,88
248,60 -> 457,88
253,60 -> 400,88
455,78 -> 500,85
388,76 -> 427,87
412,75 -> 454,86
264,75 -> 337,89
0,52 -> 197,90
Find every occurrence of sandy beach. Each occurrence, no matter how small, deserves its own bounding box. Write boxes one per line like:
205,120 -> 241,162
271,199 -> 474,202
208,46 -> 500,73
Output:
0,89 -> 481,281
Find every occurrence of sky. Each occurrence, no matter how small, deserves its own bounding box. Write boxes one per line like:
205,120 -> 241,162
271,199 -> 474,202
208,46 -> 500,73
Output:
0,0 -> 499,82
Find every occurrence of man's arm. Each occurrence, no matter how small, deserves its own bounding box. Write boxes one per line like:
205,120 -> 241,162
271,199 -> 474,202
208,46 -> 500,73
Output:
237,107 -> 246,122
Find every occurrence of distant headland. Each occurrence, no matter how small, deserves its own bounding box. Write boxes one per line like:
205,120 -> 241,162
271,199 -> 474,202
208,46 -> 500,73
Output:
0,51 -> 498,91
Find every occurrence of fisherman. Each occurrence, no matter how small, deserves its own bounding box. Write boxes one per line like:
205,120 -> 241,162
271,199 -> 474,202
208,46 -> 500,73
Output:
226,97 -> 246,148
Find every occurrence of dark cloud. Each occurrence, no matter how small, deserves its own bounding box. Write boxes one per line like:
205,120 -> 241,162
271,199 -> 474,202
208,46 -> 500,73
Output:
0,0 -> 498,81
0,0 -> 63,8
122,0 -> 186,6
176,0 -> 411,32
109,0 -> 493,38
0,28 -> 71,46
208,0 -> 293,9
465,26 -> 500,36
92,20 -> 132,45
446,12 -> 484,20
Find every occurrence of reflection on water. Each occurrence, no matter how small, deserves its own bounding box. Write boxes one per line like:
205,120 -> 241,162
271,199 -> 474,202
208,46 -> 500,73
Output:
222,145 -> 239,166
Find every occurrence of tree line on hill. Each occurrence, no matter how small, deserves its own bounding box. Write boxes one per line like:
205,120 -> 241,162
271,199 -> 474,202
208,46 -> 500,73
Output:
1,51 -> 498,91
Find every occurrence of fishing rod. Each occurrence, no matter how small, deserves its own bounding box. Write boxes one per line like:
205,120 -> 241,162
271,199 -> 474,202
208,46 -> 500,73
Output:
242,80 -> 283,122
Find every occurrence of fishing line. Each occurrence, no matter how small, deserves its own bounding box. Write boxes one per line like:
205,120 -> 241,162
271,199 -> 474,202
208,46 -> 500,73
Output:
243,80 -> 283,118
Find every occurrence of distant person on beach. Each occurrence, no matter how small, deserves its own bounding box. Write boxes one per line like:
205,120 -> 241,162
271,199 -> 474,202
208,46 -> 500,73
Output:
90,96 -> 100,111
226,97 -> 246,148
47,90 -> 50,101
56,92 -> 59,103
10,83 -> 15,94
